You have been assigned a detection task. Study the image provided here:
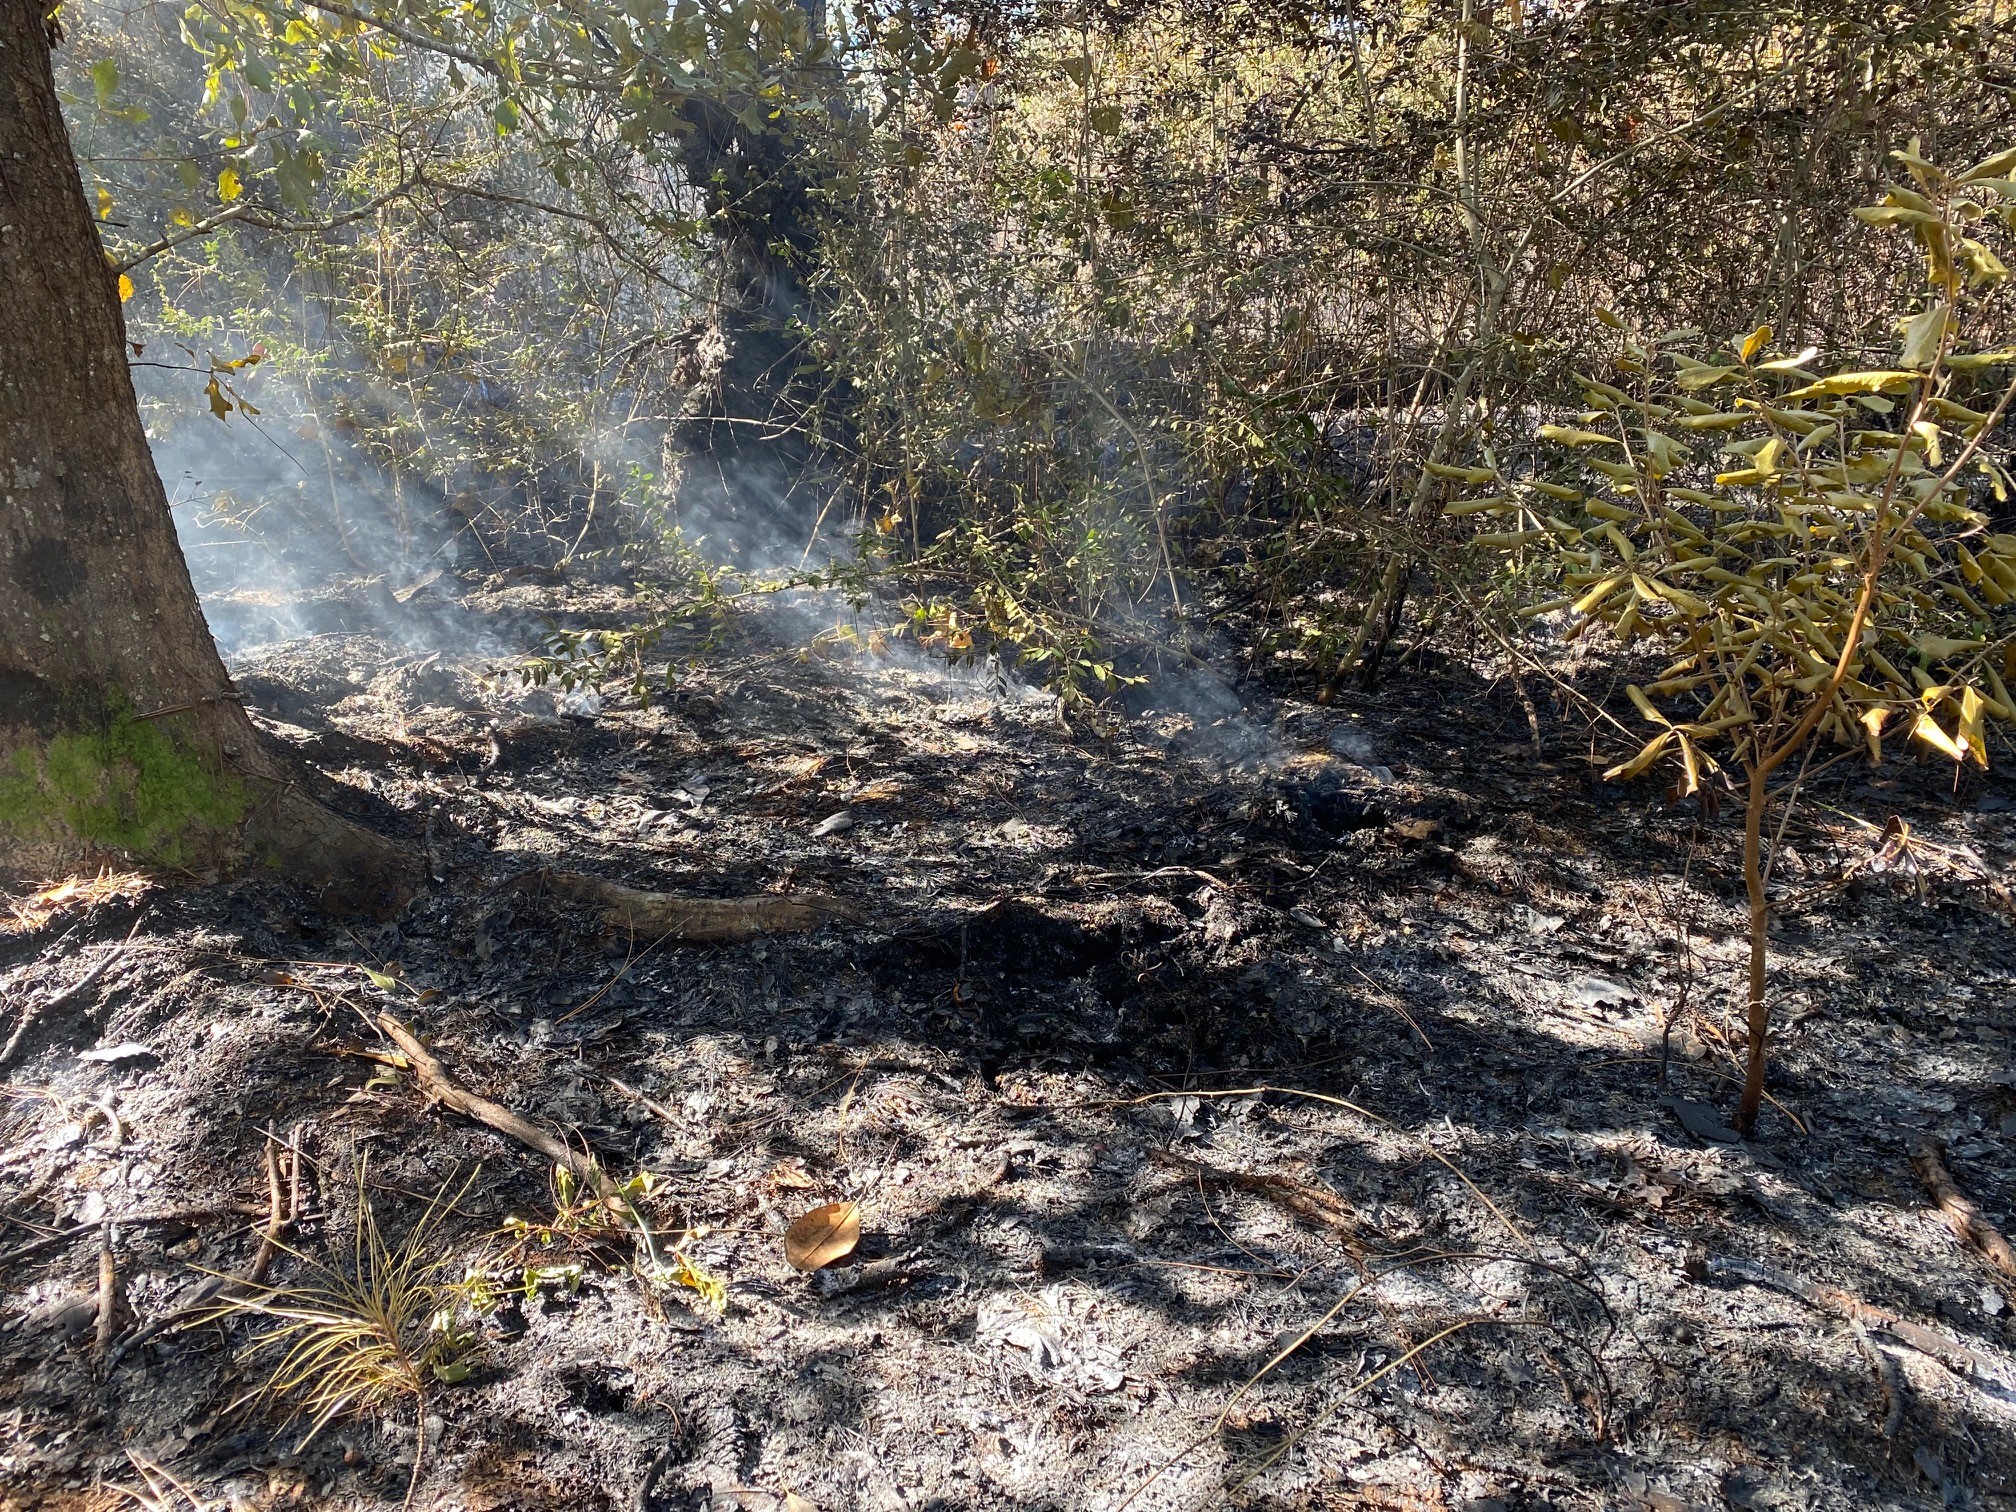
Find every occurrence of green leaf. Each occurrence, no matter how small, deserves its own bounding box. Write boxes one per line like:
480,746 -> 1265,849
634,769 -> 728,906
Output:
90,58 -> 120,110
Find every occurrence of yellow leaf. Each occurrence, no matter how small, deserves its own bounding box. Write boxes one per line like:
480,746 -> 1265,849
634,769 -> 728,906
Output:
1900,305 -> 1949,370
1911,710 -> 1968,762
1755,346 -> 1820,373
1962,146 -> 2016,182
666,1251 -> 727,1310
117,273 -> 134,303
1625,682 -> 1671,726
1916,634 -> 1984,661
1784,370 -> 1920,399
1537,424 -> 1617,447
96,186 -> 113,220
1737,324 -> 1773,362
1674,364 -> 1740,392
1676,732 -> 1703,796
1572,573 -> 1626,615
1859,706 -> 1888,764
1959,686 -> 1989,767
218,167 -> 243,202
784,1201 -> 861,1272
1604,730 -> 1675,782
1524,480 -> 1583,502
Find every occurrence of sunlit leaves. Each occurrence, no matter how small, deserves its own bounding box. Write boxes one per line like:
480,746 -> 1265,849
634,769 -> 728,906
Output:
1455,147 -> 2016,799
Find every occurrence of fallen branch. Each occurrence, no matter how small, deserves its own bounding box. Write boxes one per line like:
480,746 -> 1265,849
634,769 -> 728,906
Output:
534,870 -> 860,941
377,1014 -> 609,1195
1912,1137 -> 2016,1280
374,1015 -> 671,1278
1692,1251 -> 2010,1387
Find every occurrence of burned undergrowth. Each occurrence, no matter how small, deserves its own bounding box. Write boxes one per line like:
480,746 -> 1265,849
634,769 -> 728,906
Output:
2,588 -> 2015,1512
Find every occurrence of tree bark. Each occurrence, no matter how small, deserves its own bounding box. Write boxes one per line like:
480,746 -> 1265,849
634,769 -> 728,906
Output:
0,0 -> 413,908
671,3 -> 834,558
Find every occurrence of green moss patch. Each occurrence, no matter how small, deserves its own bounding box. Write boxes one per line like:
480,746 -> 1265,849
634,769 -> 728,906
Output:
0,699 -> 246,866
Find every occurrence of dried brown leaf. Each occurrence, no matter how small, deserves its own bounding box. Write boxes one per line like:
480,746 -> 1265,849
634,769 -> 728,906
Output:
785,1201 -> 861,1272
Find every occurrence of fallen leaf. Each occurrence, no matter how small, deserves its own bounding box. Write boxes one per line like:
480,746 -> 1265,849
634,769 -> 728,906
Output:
811,811 -> 855,838
1663,1096 -> 1742,1144
761,1157 -> 818,1191
1566,976 -> 1636,1010
78,1042 -> 152,1062
785,1200 -> 861,1272
1389,817 -> 1441,841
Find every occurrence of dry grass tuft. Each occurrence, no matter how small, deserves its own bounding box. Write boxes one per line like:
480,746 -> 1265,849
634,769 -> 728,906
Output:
213,1164 -> 477,1452
2,869 -> 151,934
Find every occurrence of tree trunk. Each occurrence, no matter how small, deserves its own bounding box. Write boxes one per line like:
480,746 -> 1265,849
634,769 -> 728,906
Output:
671,4 -> 833,560
0,0 -> 413,909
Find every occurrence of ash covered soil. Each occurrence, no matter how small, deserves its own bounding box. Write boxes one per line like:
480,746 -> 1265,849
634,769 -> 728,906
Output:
4,590 -> 2016,1512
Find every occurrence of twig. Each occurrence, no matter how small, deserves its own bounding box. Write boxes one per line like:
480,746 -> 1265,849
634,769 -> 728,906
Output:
245,1134 -> 288,1289
636,1441 -> 679,1512
94,1222 -> 119,1369
1111,1086 -> 1533,1255
1347,963 -> 1434,1050
1853,1322 -> 1907,1440
0,1206 -> 245,1270
604,1076 -> 682,1126
1912,1137 -> 2016,1280
1147,1148 -> 1374,1253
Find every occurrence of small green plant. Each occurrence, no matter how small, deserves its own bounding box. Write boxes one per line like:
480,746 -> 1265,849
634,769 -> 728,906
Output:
499,1163 -> 726,1311
1457,140 -> 2016,1131
215,1166 -> 478,1451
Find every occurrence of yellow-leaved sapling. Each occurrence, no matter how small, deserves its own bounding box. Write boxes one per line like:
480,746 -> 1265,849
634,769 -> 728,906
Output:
1450,140 -> 2016,1132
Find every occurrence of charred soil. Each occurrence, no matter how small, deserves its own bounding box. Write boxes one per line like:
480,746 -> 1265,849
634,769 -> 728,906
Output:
3,590 -> 2015,1512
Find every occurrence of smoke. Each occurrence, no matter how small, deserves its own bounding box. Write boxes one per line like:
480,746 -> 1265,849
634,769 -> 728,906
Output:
150,368 -> 483,663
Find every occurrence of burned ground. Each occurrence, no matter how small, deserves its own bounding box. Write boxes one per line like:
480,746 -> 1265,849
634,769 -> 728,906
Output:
2,591 -> 2014,1512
